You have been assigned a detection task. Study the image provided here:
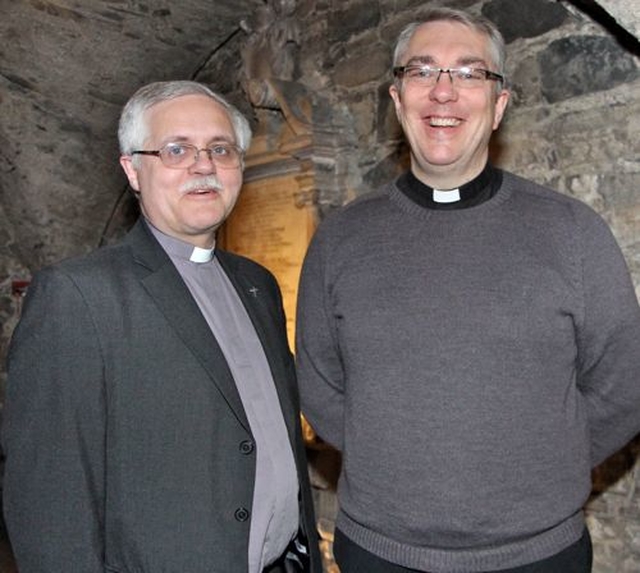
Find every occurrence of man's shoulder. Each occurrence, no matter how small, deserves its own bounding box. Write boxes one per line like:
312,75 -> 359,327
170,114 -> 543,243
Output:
50,239 -> 133,278
314,183 -> 395,235
31,225 -> 146,291
338,184 -> 394,215
502,171 -> 600,216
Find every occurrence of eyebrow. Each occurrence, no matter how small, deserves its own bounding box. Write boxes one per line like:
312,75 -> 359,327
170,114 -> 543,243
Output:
404,55 -> 490,68
159,135 -> 236,146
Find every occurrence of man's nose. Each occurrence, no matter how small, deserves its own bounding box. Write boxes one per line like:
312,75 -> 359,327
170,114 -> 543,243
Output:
190,149 -> 218,173
429,70 -> 458,102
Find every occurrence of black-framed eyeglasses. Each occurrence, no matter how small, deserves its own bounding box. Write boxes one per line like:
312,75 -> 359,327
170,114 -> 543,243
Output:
393,65 -> 504,88
131,142 -> 244,169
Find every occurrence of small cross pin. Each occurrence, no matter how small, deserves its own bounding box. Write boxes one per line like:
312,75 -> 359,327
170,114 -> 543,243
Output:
249,286 -> 259,298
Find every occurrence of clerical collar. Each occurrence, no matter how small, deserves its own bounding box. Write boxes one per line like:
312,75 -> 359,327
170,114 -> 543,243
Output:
397,163 -> 502,210
433,189 -> 461,203
145,220 -> 215,263
189,246 -> 215,263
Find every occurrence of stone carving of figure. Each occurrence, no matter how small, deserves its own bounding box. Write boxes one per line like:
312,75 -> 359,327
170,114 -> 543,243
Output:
242,0 -> 300,81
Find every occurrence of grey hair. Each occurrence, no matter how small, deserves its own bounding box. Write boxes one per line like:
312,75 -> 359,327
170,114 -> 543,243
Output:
118,80 -> 252,156
392,8 -> 506,91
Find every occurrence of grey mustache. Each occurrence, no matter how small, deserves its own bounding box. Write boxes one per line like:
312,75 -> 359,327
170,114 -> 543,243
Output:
180,176 -> 223,193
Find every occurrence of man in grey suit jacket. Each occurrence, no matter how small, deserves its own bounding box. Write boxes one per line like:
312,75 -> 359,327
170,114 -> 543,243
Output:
2,80 -> 321,573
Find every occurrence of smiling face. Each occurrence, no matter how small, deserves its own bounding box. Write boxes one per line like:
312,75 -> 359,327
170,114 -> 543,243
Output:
119,94 -> 243,248
389,20 -> 510,189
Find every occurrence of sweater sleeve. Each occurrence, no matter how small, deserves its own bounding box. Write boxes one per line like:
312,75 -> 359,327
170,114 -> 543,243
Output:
574,205 -> 640,467
2,267 -> 106,573
295,227 -> 346,450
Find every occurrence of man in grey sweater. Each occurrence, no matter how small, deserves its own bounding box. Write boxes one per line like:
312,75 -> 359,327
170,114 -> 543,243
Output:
295,8 -> 640,573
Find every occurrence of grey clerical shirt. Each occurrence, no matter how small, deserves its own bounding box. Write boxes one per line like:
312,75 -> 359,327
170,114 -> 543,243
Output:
149,222 -> 299,572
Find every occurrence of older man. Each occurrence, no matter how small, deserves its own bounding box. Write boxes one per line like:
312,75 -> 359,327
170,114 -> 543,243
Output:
296,8 -> 640,573
3,80 -> 321,573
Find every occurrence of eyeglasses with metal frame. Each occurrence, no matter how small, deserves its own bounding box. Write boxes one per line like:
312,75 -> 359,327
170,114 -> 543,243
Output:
131,142 -> 244,169
393,65 -> 504,88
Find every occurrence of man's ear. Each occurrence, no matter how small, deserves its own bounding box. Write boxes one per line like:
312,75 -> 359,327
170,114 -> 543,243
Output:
119,155 -> 140,192
389,84 -> 401,111
492,89 -> 511,131
389,83 -> 405,125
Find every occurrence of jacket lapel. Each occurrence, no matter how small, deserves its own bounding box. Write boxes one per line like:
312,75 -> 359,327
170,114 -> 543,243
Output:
125,221 -> 250,432
217,251 -> 298,441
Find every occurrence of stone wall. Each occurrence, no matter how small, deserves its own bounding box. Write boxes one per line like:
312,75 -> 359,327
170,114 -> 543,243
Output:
0,0 -> 639,571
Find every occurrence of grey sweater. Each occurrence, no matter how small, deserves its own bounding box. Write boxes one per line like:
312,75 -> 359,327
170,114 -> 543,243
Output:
295,171 -> 640,572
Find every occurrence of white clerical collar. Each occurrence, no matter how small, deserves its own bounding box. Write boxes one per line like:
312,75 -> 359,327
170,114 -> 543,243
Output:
433,188 -> 461,203
189,245 -> 214,263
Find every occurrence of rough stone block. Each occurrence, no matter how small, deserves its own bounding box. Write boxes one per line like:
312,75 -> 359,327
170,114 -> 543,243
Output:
482,0 -> 569,43
538,35 -> 640,102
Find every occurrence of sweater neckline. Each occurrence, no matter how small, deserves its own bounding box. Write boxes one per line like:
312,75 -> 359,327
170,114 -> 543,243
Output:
397,163 -> 501,210
388,168 -> 513,219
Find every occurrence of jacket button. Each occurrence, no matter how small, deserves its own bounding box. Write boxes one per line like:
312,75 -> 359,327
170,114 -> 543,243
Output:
239,439 -> 255,454
234,507 -> 250,522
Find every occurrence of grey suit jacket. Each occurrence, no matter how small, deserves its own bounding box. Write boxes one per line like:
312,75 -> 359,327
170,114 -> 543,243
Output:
2,220 -> 321,573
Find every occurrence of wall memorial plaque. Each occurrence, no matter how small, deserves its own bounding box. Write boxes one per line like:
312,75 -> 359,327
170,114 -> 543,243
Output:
219,172 -> 316,348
